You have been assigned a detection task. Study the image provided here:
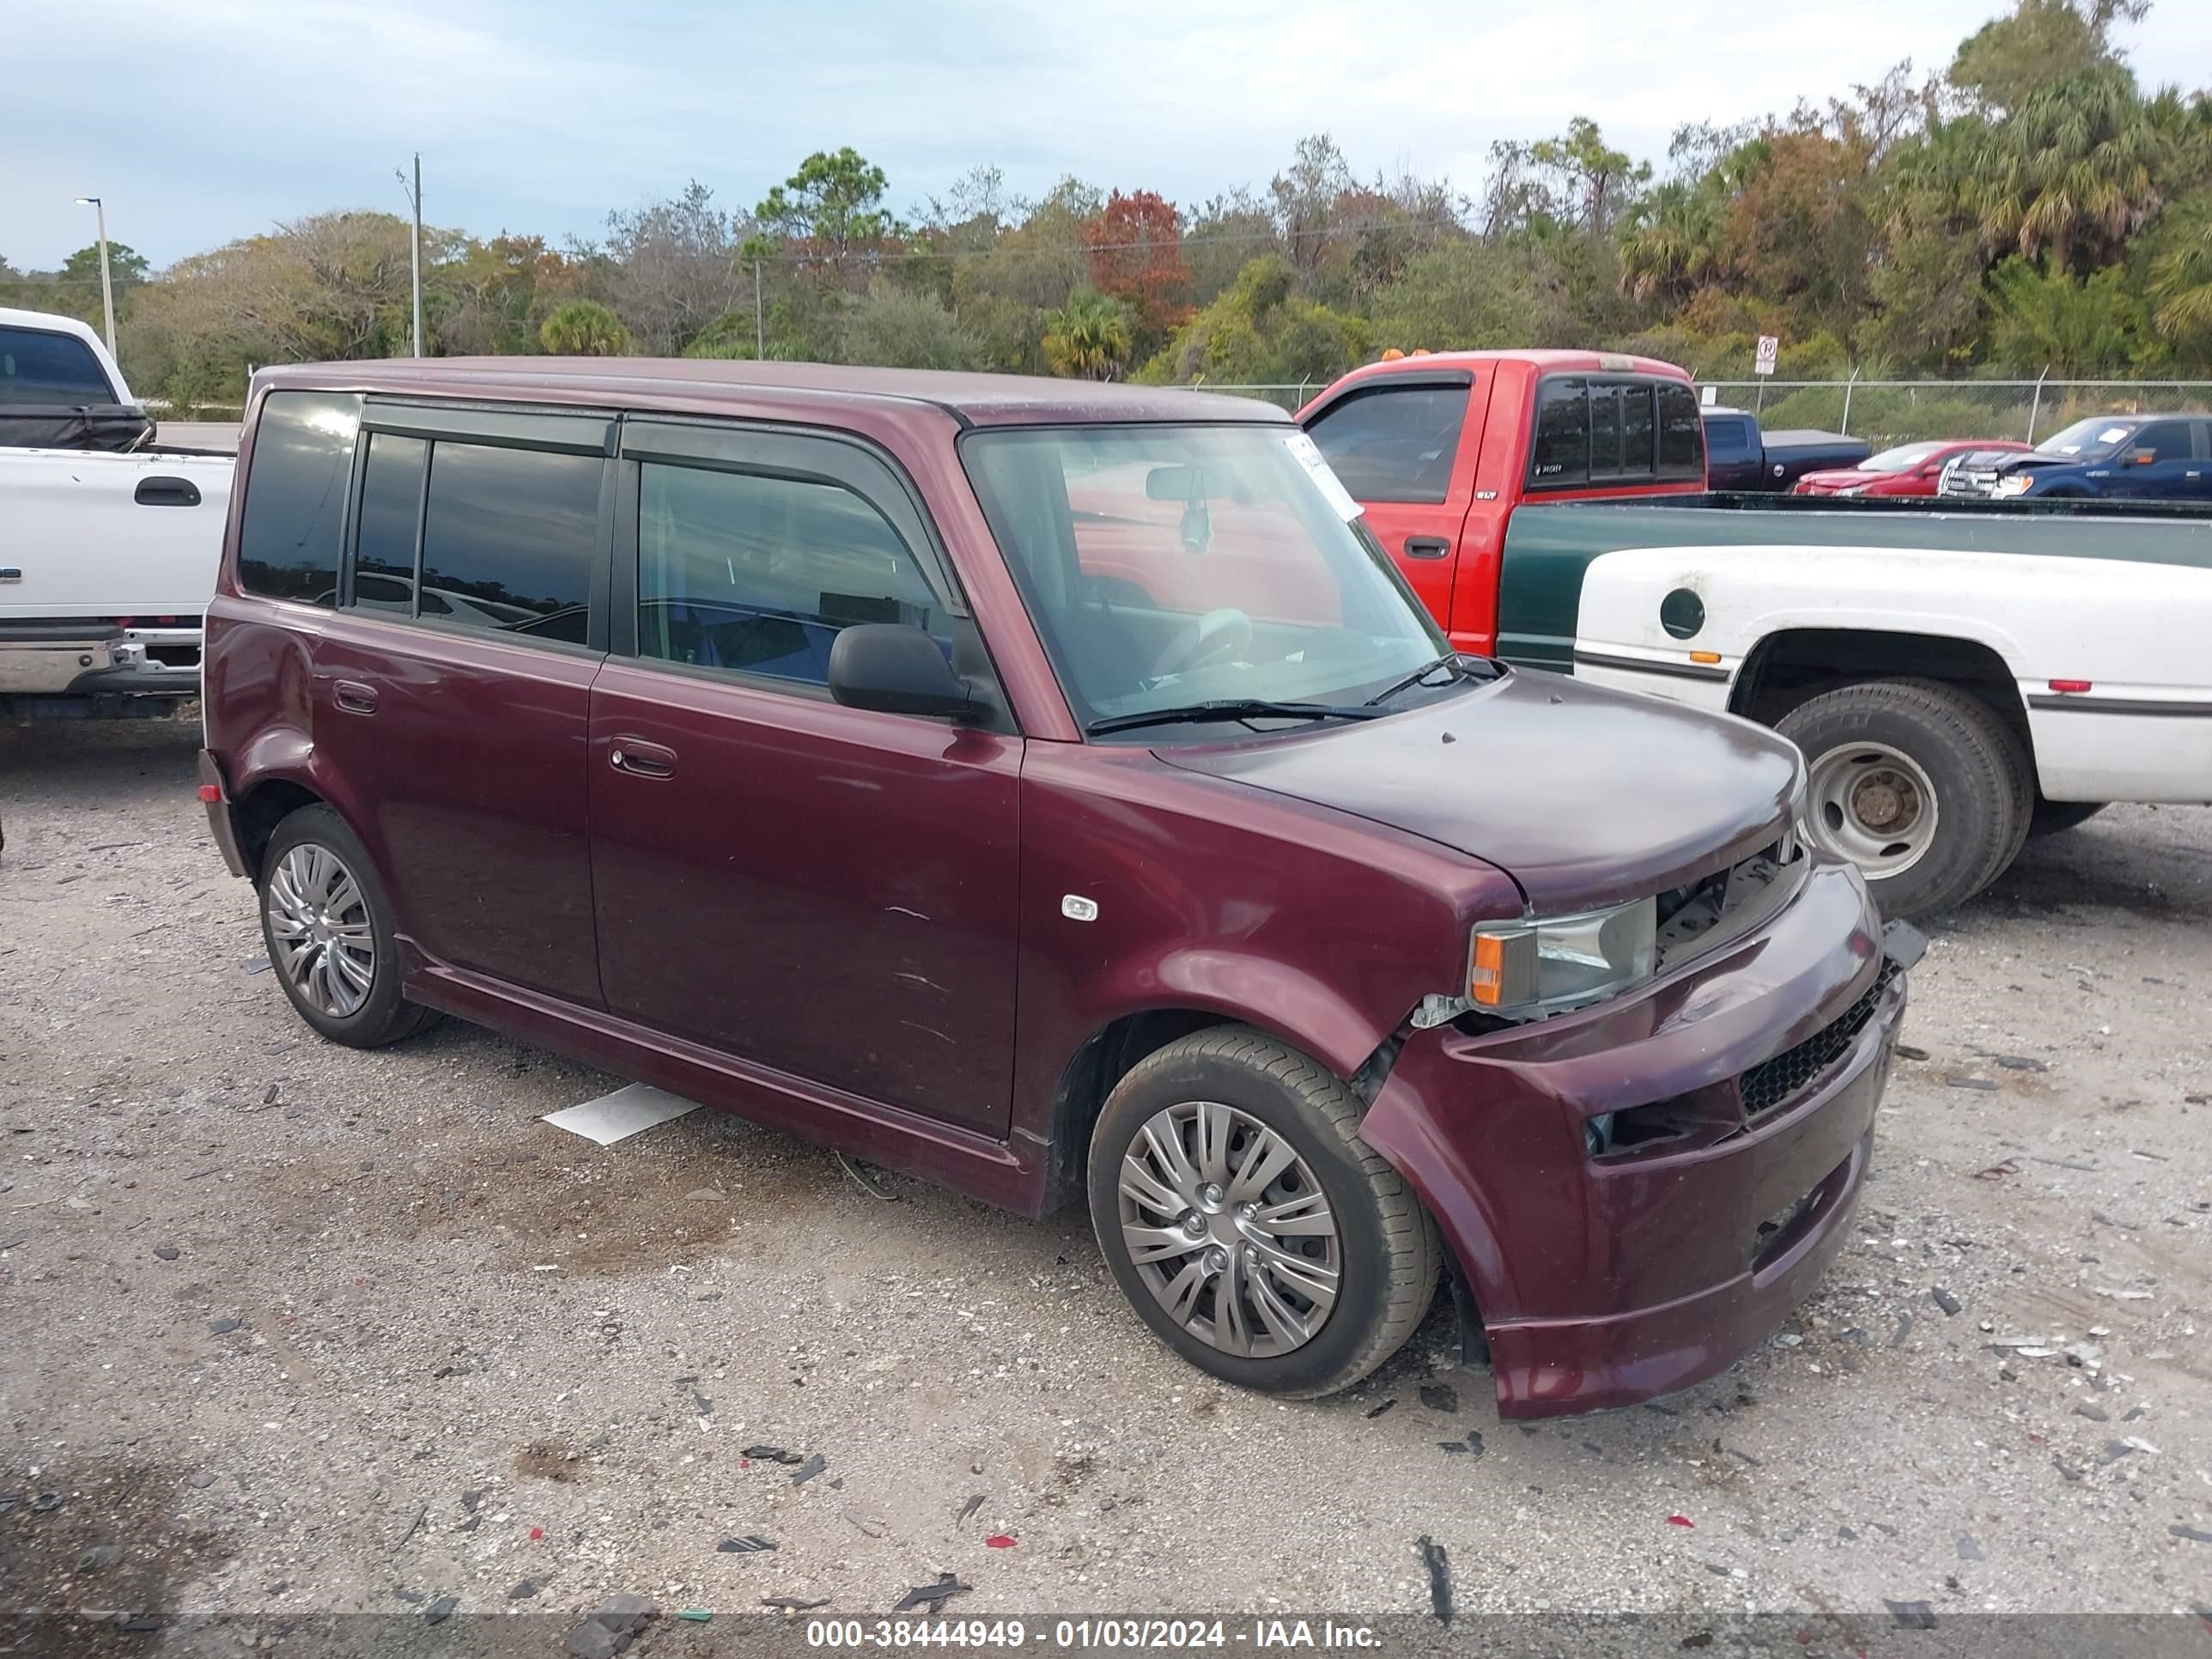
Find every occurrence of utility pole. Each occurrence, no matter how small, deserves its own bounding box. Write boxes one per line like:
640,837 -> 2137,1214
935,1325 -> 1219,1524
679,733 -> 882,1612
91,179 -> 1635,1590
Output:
73,197 -> 116,356
396,155 -> 423,356
754,258 -> 765,362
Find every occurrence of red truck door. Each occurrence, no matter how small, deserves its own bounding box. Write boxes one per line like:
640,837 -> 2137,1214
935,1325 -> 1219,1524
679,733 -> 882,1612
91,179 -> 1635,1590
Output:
1302,370 -> 1490,637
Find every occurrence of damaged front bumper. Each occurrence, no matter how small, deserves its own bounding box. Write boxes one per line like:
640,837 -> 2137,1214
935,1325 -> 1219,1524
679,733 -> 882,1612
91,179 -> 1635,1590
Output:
1361,860 -> 1916,1419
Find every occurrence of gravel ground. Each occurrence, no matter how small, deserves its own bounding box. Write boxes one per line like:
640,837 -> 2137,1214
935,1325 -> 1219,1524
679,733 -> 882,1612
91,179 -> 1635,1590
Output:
3,718 -> 2210,1642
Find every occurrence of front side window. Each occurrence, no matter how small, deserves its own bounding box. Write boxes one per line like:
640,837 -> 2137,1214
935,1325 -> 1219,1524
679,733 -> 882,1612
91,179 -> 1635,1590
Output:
416,442 -> 600,643
962,424 -> 1448,735
1304,383 -> 1468,504
1705,416 -> 1752,459
238,392 -> 362,605
2128,421 -> 2192,462
636,463 -> 950,686
0,325 -> 115,404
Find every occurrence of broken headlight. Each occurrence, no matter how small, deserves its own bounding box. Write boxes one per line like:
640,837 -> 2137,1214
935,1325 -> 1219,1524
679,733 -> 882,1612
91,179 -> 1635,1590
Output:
1467,896 -> 1659,1021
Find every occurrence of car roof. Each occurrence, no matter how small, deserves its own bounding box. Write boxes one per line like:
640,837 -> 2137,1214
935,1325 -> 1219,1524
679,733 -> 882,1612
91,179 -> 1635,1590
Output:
0,305 -> 106,346
252,356 -> 1289,429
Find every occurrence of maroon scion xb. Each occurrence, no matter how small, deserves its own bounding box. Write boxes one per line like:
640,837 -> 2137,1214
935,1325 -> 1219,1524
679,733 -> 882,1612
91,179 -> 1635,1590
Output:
198,360 -> 1916,1417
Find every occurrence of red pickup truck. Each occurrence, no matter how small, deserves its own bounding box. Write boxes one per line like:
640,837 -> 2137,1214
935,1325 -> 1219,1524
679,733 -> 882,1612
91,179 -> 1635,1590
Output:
1297,350 -> 1706,654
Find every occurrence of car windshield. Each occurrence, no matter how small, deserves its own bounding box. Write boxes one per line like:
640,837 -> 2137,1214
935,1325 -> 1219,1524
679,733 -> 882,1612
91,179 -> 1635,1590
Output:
962,423 -> 1450,735
2033,418 -> 2136,459
1862,442 -> 1942,473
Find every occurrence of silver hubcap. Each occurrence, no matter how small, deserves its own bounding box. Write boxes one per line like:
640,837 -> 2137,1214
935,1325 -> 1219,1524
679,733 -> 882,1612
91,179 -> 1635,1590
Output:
1117,1102 -> 1341,1358
1806,740 -> 1940,876
264,844 -> 375,1018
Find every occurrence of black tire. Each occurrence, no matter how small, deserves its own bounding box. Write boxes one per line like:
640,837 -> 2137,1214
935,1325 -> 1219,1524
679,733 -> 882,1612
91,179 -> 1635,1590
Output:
1086,1026 -> 1440,1398
258,805 -> 437,1048
2029,797 -> 2108,837
1777,678 -> 2032,921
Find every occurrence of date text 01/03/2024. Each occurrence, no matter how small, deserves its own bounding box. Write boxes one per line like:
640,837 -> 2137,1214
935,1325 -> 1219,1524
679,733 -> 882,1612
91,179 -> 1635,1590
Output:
803,1618 -> 1384,1650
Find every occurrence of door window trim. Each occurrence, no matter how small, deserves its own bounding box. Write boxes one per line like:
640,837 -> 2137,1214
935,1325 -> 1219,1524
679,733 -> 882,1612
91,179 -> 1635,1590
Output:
611,416 -> 1012,729
338,399 -> 617,655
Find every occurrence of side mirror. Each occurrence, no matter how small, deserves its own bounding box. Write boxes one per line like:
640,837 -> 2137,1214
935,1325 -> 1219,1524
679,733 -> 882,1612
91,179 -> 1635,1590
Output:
2129,447 -> 2158,465
827,623 -> 976,720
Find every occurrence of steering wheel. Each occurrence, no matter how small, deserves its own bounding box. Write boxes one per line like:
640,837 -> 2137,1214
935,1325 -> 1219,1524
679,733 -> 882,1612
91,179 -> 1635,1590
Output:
1150,608 -> 1254,679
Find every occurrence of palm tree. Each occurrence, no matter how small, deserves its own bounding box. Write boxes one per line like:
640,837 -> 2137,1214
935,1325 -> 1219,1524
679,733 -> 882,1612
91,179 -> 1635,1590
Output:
1617,180 -> 1723,305
538,299 -> 632,356
1041,289 -> 1133,380
1960,70 -> 2179,273
2149,198 -> 2212,347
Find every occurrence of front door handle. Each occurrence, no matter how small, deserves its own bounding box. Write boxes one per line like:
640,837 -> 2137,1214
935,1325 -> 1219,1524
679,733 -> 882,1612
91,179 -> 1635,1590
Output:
1402,536 -> 1451,560
609,738 -> 677,779
333,680 -> 379,715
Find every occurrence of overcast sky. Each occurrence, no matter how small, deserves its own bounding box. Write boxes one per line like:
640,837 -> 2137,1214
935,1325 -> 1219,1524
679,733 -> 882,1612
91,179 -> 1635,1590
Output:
7,0 -> 2212,273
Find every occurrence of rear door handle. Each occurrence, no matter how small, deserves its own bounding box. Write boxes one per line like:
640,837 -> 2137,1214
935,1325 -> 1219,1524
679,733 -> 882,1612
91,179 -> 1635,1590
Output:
609,738 -> 677,779
1402,536 -> 1451,560
333,680 -> 380,715
134,476 -> 204,507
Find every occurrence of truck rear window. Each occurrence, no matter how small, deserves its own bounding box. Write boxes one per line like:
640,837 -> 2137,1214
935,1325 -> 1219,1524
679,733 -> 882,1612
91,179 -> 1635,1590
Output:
0,325 -> 115,404
1530,374 -> 1705,489
237,392 -> 362,605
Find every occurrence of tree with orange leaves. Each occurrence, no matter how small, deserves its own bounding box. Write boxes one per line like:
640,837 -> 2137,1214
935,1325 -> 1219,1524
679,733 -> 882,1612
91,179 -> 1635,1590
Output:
1082,191 -> 1194,348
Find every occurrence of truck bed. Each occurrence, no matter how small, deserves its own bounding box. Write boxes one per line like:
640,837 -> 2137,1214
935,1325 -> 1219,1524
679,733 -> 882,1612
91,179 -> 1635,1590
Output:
1495,492 -> 2212,670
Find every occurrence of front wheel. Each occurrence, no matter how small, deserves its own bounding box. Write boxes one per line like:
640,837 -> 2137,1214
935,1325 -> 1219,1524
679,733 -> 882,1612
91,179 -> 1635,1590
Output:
1777,678 -> 2031,921
1088,1027 -> 1440,1398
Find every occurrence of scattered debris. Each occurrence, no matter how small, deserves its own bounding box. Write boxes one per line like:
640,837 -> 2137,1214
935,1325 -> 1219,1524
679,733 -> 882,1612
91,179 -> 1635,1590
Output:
676,1608 -> 714,1622
186,1474 -> 214,1491
1667,1514 -> 1695,1529
1973,1158 -> 2021,1181
892,1574 -> 969,1614
718,1535 -> 778,1553
684,1188 -> 725,1203
424,1596 -> 457,1626
792,1454 -> 827,1486
152,1245 -> 179,1261
984,1534 -> 1017,1548
1933,1287 -> 1962,1316
1957,1535 -> 1984,1561
1364,1399 -> 1396,1420
246,957 -> 272,975
508,1578 -> 543,1600
76,1545 -> 123,1572
1418,1383 -> 1459,1414
1894,1044 -> 1929,1061
389,1502 -> 428,1553
2170,1526 -> 2212,1545
1996,1055 -> 2047,1072
2075,1403 -> 2110,1423
744,1445 -> 805,1465
30,1492 -> 64,1514
836,1152 -> 897,1201
540,1083 -> 702,1146
1884,1601 -> 1936,1631
761,1598 -> 828,1612
845,1510 -> 890,1540
1946,1076 -> 1999,1091
1415,1534 -> 1452,1626
956,1495 -> 984,1524
1890,1313 -> 1913,1348
207,1317 -> 243,1335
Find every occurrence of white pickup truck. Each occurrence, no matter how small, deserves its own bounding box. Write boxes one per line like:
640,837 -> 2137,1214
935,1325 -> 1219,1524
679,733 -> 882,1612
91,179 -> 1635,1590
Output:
1,306 -> 234,719
1550,500 -> 2212,917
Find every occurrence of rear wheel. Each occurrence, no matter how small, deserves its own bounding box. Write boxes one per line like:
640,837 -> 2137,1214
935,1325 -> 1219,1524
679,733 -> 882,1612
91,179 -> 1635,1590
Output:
1087,1027 -> 1440,1398
2029,797 -> 2108,837
258,805 -> 437,1048
1777,678 -> 2031,921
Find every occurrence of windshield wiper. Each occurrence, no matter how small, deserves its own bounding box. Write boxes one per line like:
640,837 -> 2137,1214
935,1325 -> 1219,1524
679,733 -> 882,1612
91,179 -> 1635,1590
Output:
1362,652 -> 1468,707
1085,699 -> 1386,736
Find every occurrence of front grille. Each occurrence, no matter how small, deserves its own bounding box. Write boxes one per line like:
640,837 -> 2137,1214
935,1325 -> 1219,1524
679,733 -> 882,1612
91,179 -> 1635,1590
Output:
1739,959 -> 1899,1121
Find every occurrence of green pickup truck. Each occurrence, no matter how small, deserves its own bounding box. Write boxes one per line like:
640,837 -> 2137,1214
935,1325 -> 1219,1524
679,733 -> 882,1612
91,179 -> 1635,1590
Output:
1297,351 -> 2212,916
1499,495 -> 2212,916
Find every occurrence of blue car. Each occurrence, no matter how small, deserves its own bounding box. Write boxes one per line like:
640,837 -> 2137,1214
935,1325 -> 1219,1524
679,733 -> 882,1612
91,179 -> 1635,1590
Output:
1959,414 -> 2212,501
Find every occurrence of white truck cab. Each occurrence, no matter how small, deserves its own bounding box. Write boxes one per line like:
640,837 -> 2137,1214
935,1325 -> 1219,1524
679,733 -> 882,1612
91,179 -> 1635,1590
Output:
1,306 -> 234,718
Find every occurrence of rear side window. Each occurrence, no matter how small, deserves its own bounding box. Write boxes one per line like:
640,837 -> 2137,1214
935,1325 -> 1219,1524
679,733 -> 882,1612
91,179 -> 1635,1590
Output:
1528,379 -> 1589,485
636,462 -> 949,687
1304,383 -> 1468,504
1658,382 -> 1705,476
0,325 -> 115,404
238,392 -> 362,605
416,443 -> 602,644
351,434 -> 426,614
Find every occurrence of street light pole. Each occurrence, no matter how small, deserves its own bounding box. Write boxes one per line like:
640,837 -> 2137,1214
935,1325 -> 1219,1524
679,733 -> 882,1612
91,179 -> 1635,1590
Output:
395,156 -> 423,357
74,196 -> 116,356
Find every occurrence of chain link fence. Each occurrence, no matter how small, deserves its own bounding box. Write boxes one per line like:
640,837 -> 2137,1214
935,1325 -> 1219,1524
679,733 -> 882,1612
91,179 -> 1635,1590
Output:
1200,379 -> 2212,445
